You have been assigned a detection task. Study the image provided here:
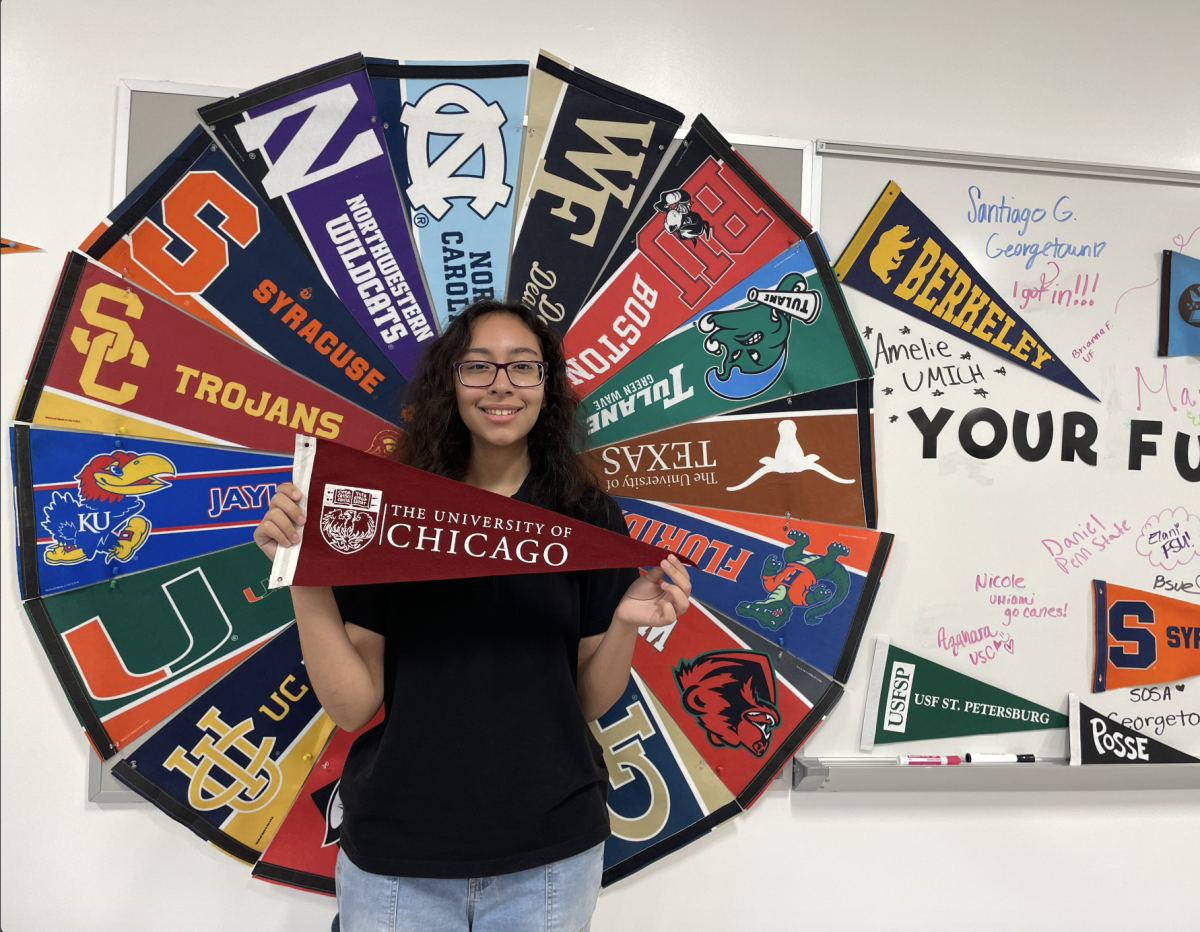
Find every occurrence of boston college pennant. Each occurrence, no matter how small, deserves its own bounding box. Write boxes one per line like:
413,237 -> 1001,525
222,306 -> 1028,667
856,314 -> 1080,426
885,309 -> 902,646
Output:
270,436 -> 692,588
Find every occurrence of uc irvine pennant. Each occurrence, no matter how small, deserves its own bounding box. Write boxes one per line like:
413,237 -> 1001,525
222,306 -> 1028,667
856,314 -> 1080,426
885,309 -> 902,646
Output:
269,435 -> 691,588
508,53 -> 683,332
1069,694 -> 1199,765
81,127 -> 407,424
1158,250 -> 1200,357
113,624 -> 335,864
834,181 -> 1097,401
199,54 -> 438,378
368,60 -> 528,331
24,543 -> 294,759
1091,580 -> 1200,692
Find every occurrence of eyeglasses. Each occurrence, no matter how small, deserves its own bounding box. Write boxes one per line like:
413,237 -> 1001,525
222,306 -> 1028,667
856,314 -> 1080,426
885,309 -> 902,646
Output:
453,360 -> 547,388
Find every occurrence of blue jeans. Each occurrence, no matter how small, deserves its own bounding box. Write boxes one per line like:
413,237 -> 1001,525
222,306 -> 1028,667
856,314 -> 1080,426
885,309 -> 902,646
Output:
334,843 -> 605,932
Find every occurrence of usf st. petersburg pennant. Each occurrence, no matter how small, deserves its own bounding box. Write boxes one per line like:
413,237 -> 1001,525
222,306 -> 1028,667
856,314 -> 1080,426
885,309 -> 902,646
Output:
368,59 -> 528,330
15,254 -> 400,456
1158,250 -> 1200,357
269,435 -> 692,588
1069,694 -> 1199,765
834,181 -> 1096,401
860,637 -> 1067,749
81,127 -> 407,424
1092,580 -> 1200,692
200,54 -> 438,377
114,624 -> 336,864
508,52 -> 683,331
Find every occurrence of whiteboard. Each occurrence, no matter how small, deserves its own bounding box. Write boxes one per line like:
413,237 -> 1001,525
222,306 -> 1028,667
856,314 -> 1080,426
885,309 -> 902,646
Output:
802,141 -> 1200,779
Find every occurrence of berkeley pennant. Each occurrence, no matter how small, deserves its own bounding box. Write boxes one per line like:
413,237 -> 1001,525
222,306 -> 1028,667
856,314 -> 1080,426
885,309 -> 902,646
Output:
15,253 -> 400,456
368,59 -> 528,330
200,54 -> 437,377
1158,250 -> 1200,357
1069,694 -> 1198,765
1091,580 -> 1200,692
860,637 -> 1067,749
834,181 -> 1097,401
270,435 -> 692,588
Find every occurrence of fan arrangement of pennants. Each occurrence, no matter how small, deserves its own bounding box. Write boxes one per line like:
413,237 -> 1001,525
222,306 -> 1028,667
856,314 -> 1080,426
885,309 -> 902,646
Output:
11,52 -> 895,893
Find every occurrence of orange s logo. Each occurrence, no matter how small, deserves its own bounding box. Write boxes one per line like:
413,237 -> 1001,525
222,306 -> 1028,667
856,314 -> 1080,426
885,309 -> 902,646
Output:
129,171 -> 259,294
70,284 -> 149,404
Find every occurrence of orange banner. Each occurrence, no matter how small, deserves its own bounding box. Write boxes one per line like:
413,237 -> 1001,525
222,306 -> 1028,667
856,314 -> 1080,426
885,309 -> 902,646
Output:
1093,580 -> 1200,691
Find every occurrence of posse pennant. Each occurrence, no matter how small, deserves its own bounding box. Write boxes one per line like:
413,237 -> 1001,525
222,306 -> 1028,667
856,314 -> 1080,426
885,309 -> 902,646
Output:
1068,694 -> 1199,765
1158,250 -> 1200,357
1092,580 -> 1200,692
834,181 -> 1096,401
269,435 -> 692,588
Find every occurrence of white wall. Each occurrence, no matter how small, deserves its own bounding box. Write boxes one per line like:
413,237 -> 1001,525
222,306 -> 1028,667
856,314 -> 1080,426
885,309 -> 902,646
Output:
3,2 -> 1197,930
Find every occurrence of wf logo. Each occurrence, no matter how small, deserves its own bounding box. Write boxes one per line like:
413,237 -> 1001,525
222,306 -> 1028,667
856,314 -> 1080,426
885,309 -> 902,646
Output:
592,699 -> 670,842
164,706 -> 282,812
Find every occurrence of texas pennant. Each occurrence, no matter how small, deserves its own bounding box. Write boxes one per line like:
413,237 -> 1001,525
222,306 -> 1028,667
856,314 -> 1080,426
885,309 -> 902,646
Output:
581,380 -> 878,529
113,624 -> 335,864
15,253 -> 400,457
12,424 -> 291,599
617,499 -> 892,682
508,52 -> 683,331
80,127 -> 407,424
270,435 -> 691,588
2,237 -> 41,255
860,637 -> 1067,749
1158,250 -> 1200,357
199,54 -> 438,377
579,242 -> 871,449
368,59 -> 528,330
1091,580 -> 1200,692
24,543 -> 294,759
631,597 -> 840,807
834,181 -> 1096,401
1069,694 -> 1199,765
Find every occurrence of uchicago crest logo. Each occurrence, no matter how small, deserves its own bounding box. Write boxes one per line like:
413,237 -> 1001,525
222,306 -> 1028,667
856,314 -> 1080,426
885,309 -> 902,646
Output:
320,484 -> 382,554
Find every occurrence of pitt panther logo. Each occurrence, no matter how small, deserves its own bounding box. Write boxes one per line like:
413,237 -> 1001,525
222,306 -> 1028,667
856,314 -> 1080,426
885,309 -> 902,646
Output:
674,649 -> 781,757
70,283 -> 149,406
869,224 -> 916,284
401,84 -> 512,221
319,484 -> 383,554
736,530 -> 851,630
696,272 -> 821,401
163,706 -> 282,813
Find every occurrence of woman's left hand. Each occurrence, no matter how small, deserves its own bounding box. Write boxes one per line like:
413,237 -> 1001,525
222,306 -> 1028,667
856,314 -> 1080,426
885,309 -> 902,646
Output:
614,554 -> 692,630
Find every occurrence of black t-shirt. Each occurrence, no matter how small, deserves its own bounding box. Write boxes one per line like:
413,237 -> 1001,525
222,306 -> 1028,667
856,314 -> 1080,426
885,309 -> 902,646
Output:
331,475 -> 637,878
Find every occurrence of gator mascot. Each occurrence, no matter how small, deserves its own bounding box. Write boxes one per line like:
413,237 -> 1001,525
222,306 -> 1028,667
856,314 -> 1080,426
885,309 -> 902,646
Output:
736,529 -> 851,630
41,450 -> 174,565
674,649 -> 780,757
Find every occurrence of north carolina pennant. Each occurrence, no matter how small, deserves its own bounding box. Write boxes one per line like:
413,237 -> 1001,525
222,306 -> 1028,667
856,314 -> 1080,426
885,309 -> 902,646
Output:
1158,250 -> 1200,357
579,242 -> 871,449
1069,694 -> 1199,765
80,127 -> 407,424
14,253 -> 400,456
11,424 -> 291,599
834,181 -> 1097,401
113,624 -> 336,864
23,543 -> 293,759
368,59 -> 528,330
270,435 -> 692,588
581,380 -> 878,529
1092,580 -> 1200,692
616,499 -> 892,682
199,54 -> 438,377
508,52 -> 683,331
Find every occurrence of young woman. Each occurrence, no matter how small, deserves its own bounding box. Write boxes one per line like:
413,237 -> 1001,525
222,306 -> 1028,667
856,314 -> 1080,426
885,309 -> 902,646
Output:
254,301 -> 691,932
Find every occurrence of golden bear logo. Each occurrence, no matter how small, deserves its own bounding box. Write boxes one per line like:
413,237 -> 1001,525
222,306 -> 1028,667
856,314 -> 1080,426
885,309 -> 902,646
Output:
869,224 -> 917,284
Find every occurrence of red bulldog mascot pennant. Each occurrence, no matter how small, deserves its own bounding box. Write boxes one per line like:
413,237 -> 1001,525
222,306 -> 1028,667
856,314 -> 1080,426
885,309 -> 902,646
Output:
270,436 -> 691,587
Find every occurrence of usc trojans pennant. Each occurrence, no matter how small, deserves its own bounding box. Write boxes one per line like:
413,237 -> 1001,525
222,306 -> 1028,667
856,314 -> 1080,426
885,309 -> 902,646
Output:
1092,580 -> 1200,692
270,435 -> 692,588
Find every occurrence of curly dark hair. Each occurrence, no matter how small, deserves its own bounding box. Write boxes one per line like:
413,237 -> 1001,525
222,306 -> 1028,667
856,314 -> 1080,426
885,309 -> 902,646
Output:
399,301 -> 607,521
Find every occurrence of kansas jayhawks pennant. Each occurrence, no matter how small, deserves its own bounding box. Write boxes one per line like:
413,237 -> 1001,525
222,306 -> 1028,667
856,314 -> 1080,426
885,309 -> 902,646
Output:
15,253 -> 401,456
834,181 -> 1097,401
581,380 -> 878,529
1069,694 -> 1199,765
508,52 -> 683,331
11,424 -> 291,599
199,54 -> 438,378
1092,580 -> 1200,692
23,543 -> 294,759
579,242 -> 871,449
1158,250 -> 1200,357
616,499 -> 893,682
368,60 -> 528,331
113,624 -> 336,864
80,127 -> 407,424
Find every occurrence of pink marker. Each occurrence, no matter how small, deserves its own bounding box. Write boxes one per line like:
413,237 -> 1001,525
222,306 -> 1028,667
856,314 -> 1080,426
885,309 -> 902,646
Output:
899,755 -> 962,765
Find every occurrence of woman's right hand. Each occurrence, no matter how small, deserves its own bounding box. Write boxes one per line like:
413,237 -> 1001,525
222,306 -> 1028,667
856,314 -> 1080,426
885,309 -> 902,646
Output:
253,481 -> 306,561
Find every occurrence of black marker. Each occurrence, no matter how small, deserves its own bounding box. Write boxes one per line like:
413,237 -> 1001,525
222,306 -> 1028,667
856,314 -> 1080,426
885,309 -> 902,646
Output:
965,753 -> 1036,763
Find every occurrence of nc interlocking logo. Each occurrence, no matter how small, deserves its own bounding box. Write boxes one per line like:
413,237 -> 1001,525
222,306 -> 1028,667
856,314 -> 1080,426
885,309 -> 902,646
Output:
163,706 -> 282,812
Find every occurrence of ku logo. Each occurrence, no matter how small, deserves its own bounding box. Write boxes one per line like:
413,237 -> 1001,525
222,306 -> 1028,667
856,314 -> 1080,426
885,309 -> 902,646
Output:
164,706 -> 282,813
42,449 -> 175,566
320,483 -> 383,554
70,283 -> 149,406
401,84 -> 512,221
736,530 -> 851,630
869,224 -> 917,284
674,650 -> 781,757
725,420 -> 853,492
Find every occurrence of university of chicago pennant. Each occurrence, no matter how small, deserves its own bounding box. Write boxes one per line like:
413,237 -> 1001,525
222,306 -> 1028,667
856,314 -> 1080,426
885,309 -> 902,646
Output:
1092,580 -> 1200,692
